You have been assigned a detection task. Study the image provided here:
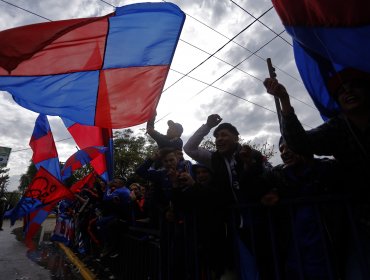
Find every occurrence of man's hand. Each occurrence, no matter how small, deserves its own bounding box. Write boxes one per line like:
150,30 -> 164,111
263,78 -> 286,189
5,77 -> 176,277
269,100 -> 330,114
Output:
146,125 -> 155,135
176,172 -> 195,187
206,114 -> 222,128
263,78 -> 289,100
260,190 -> 279,206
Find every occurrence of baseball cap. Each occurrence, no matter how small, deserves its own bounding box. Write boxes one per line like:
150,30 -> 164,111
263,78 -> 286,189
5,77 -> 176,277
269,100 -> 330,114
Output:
167,120 -> 183,135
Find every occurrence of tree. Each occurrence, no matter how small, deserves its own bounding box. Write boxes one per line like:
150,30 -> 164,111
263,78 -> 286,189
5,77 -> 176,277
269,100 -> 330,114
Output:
113,129 -> 156,180
18,161 -> 37,193
200,137 -> 276,160
0,166 -> 10,194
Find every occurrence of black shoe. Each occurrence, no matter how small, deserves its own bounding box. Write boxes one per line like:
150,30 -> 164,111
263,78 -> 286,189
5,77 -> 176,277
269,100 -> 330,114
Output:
0,228 -> 3,231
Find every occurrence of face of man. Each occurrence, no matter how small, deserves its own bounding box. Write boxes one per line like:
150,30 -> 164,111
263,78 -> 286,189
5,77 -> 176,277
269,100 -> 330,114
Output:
167,126 -> 179,138
162,152 -> 179,170
130,184 -> 141,197
279,143 -> 304,167
215,129 -> 238,156
109,179 -> 125,191
336,81 -> 368,113
195,167 -> 211,185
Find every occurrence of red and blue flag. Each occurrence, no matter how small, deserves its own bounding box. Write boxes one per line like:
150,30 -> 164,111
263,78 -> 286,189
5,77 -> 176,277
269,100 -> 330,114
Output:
29,114 -> 61,180
70,172 -> 96,194
5,167 -> 73,225
61,146 -> 108,180
0,3 -> 185,128
62,118 -> 113,182
272,0 -> 370,119
23,114 -> 62,247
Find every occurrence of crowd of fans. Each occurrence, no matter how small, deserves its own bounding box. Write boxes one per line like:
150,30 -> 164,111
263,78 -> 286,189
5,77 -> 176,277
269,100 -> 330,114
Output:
49,67 -> 369,280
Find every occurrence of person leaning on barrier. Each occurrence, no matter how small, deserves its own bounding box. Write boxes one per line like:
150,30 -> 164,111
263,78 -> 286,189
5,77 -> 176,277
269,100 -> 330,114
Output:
264,69 -> 370,279
183,115 -> 273,279
265,137 -> 345,280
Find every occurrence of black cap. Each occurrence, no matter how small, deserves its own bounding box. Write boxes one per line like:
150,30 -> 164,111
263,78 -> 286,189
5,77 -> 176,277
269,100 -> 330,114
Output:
213,123 -> 239,137
167,120 -> 183,135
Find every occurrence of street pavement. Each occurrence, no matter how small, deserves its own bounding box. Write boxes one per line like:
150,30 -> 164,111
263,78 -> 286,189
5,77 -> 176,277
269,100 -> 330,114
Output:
0,219 -> 51,280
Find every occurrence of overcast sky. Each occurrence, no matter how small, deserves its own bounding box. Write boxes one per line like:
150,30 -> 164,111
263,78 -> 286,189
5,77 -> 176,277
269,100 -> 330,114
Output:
0,0 -> 324,191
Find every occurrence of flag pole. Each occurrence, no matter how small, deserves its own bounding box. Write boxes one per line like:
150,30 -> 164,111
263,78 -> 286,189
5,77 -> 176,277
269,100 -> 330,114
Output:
266,58 -> 282,132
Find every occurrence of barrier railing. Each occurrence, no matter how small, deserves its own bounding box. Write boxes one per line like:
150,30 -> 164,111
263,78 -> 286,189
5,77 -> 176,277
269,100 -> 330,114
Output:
105,195 -> 370,280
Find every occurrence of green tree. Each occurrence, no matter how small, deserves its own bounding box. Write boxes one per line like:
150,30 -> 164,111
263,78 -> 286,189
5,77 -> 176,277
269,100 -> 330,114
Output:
113,129 -> 156,180
0,166 -> 10,194
18,161 -> 37,193
200,137 -> 276,160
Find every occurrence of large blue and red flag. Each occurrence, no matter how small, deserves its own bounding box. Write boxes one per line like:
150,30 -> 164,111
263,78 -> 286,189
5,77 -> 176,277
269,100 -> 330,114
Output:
5,167 -> 73,225
272,0 -> 370,119
0,3 -> 185,128
61,146 -> 108,180
30,114 -> 61,180
24,114 -> 62,248
62,118 -> 113,182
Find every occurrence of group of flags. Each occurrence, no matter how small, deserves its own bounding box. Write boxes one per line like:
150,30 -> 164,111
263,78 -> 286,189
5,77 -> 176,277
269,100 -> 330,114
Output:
1,2 -> 186,249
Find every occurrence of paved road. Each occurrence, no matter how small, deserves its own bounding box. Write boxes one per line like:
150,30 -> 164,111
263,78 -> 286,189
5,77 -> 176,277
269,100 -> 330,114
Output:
0,219 -> 51,280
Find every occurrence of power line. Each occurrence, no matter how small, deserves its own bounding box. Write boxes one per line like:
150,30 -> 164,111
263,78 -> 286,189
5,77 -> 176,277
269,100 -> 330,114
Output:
160,68 -> 314,130
0,0 -> 52,21
98,0 -> 115,8
164,1 -> 302,84
160,3 -> 315,110
11,137 -> 73,153
157,32 -> 315,129
178,39 -> 316,110
230,0 -> 292,46
161,6 -> 274,94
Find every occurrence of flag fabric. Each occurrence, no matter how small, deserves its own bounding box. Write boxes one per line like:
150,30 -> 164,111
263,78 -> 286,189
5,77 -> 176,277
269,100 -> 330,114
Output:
24,202 -> 57,250
51,212 -> 75,247
61,146 -> 108,180
5,167 -> 73,225
22,114 -> 62,248
70,172 -> 96,194
0,3 -> 186,128
272,0 -> 370,119
30,114 -> 61,180
62,117 -> 113,182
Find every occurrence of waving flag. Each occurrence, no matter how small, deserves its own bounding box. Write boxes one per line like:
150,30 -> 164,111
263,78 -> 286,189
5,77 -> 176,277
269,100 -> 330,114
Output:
61,146 -> 108,180
0,3 -> 185,128
62,118 -> 113,182
24,202 -> 57,250
30,114 -> 61,179
23,114 -> 62,248
5,167 -> 73,225
272,0 -> 370,119
70,172 -> 96,194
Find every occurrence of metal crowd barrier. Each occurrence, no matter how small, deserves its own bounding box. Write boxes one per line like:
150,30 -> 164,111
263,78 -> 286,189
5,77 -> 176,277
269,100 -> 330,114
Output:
107,195 -> 370,280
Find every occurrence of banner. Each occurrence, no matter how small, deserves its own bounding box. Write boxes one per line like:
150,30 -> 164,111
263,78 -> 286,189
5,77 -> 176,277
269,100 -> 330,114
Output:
0,146 -> 11,167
